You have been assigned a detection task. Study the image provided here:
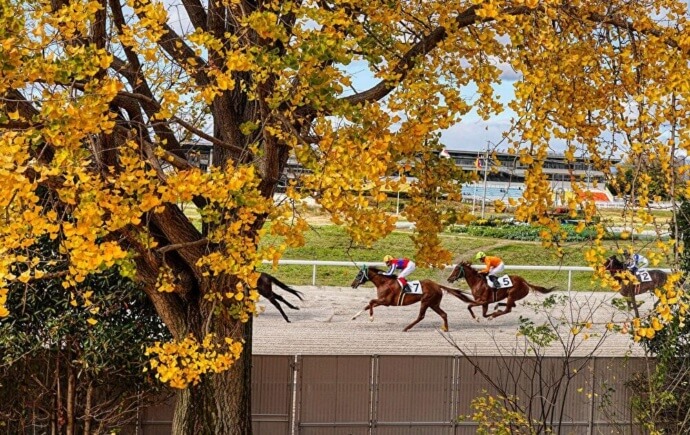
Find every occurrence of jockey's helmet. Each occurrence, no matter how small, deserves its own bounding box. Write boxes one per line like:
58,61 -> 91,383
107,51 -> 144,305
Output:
383,255 -> 394,263
475,251 -> 486,260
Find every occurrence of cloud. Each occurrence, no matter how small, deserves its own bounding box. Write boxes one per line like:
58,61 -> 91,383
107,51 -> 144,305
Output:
440,119 -> 514,152
495,62 -> 521,81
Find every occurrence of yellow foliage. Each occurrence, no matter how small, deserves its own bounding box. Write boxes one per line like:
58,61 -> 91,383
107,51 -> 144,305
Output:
146,334 -> 243,389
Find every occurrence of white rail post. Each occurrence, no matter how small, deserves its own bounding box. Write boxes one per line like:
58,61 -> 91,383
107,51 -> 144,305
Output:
312,264 -> 317,285
568,270 -> 572,292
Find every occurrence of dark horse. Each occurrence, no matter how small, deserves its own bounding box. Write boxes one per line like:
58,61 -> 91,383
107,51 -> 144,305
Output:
603,255 -> 668,318
350,265 -> 474,332
258,273 -> 304,323
447,261 -> 556,319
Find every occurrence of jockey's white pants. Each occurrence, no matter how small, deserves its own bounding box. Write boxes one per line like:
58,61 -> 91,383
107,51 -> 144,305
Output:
398,262 -> 416,279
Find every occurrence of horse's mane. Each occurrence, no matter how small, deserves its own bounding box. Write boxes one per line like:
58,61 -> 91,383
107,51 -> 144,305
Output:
606,255 -> 626,270
367,265 -> 396,280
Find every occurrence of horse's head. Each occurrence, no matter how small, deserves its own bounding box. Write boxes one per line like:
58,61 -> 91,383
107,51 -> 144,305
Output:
351,265 -> 370,288
447,261 -> 469,283
604,255 -> 625,272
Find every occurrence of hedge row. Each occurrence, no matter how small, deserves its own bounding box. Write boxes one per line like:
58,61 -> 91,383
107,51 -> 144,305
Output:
449,223 -> 612,242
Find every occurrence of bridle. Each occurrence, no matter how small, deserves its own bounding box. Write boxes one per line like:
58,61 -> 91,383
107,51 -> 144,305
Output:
449,263 -> 466,282
354,265 -> 370,287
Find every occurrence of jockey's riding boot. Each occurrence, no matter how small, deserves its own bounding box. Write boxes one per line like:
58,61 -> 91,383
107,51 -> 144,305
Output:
490,275 -> 500,288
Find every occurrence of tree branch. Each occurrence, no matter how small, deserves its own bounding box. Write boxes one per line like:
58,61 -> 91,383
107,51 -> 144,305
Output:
158,238 -> 209,254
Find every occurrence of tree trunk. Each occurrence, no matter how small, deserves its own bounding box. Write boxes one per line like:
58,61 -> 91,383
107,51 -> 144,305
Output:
171,315 -> 253,434
83,382 -> 93,435
66,353 -> 75,435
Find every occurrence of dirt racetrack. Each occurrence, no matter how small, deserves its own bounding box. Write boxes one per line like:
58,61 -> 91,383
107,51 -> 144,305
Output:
253,285 -> 649,357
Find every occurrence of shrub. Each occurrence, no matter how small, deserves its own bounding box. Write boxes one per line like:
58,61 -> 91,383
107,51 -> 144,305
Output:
449,223 -> 608,242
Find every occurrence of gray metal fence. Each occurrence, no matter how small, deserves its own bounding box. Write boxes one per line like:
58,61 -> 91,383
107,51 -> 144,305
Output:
127,354 -> 649,434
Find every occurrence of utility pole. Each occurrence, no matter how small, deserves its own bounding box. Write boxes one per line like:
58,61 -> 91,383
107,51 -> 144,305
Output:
481,141 -> 490,219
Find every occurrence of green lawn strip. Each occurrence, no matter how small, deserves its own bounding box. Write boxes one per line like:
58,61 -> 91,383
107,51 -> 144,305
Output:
258,225 -> 623,290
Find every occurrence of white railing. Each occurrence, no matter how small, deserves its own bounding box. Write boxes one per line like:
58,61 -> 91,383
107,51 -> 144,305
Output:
262,260 -> 673,291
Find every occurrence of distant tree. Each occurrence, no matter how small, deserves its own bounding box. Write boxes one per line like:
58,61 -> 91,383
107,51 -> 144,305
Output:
608,159 -> 674,202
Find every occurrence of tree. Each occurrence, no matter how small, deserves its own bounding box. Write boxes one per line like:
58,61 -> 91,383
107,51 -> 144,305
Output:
2,0 -> 690,433
609,161 -> 671,202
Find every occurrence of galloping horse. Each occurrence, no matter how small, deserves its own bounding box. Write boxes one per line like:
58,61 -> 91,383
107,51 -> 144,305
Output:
603,255 -> 668,318
350,265 -> 474,332
447,261 -> 556,320
258,273 -> 304,323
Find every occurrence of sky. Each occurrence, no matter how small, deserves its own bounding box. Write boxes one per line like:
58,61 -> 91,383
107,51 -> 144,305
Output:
348,62 -> 522,153
164,1 -> 521,154
163,1 -> 688,156
438,79 -> 518,153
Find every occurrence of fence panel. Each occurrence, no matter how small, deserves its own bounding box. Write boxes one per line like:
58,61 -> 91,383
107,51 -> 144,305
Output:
592,357 -> 650,434
297,355 -> 373,435
252,355 -> 295,435
375,355 -> 455,435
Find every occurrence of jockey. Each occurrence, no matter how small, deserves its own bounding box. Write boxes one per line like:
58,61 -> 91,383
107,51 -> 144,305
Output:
382,255 -> 416,292
623,249 -> 649,274
475,251 -> 505,288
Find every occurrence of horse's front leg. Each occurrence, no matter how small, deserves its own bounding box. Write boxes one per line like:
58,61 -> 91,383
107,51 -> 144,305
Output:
351,302 -> 372,320
482,303 -> 491,318
489,298 -> 516,319
368,298 -> 389,321
352,298 -> 384,322
464,302 -> 484,321
630,290 -> 641,318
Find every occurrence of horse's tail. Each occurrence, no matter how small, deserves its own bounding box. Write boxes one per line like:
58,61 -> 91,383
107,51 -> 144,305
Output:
439,285 -> 475,303
266,274 -> 304,300
527,281 -> 557,294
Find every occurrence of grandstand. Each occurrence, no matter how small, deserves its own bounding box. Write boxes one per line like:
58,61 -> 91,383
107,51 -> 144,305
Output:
180,143 -> 617,204
445,149 -> 616,204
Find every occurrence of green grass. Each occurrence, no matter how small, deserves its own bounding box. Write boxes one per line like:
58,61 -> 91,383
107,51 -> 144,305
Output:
258,225 -> 623,291
180,199 -> 670,290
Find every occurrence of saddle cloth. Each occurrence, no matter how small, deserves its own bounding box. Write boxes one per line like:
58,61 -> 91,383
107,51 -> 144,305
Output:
400,280 -> 423,294
635,270 -> 652,282
485,275 -> 512,289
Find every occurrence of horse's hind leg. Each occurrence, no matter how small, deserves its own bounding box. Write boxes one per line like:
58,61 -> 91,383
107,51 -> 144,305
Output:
429,304 -> 449,332
403,303 -> 430,332
273,293 -> 299,310
269,298 -> 291,323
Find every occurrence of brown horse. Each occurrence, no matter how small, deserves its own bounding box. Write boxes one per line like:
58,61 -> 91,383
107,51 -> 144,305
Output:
350,265 -> 474,332
446,261 -> 556,320
257,273 -> 304,323
603,255 -> 668,318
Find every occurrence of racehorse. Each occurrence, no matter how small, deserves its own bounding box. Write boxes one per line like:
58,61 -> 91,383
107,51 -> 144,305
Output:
446,261 -> 556,320
350,265 -> 474,332
258,273 -> 304,323
603,255 -> 668,318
